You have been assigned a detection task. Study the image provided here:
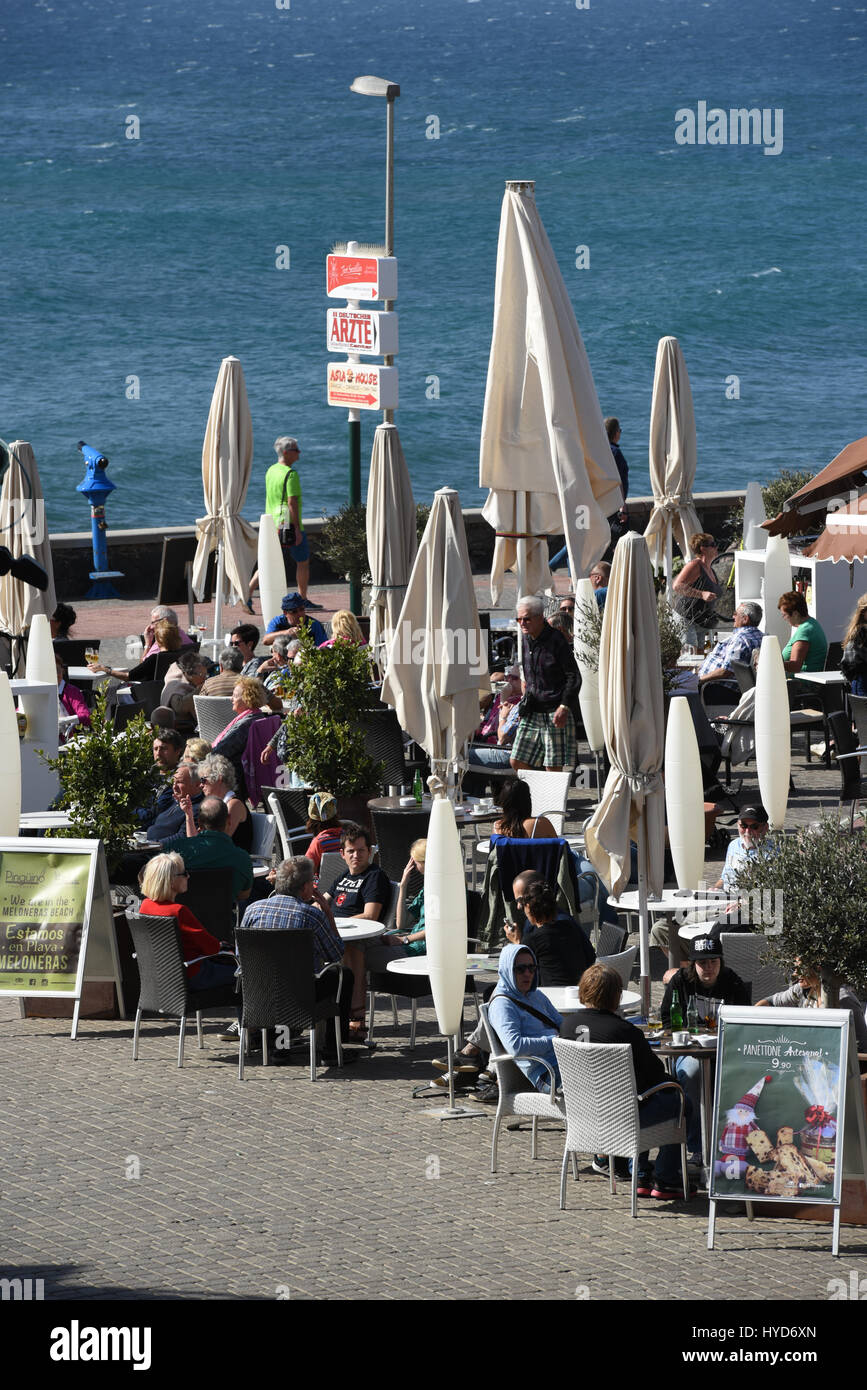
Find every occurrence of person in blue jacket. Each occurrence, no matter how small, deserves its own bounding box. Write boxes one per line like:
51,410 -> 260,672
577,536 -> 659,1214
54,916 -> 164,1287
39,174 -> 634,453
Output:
488,942 -> 562,1091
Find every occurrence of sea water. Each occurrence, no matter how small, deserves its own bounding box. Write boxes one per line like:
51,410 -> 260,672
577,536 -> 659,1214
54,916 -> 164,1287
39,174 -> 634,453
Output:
0,0 -> 863,534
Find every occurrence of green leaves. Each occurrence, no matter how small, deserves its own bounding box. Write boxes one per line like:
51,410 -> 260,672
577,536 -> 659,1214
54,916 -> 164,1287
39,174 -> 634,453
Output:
41,688 -> 162,874
730,818 -> 867,998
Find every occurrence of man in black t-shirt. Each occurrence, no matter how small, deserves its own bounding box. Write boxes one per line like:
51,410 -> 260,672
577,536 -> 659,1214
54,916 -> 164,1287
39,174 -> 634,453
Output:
325,823 -> 398,1037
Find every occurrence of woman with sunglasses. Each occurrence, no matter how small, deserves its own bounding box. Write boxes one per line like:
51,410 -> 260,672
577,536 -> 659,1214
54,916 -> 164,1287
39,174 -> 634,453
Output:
138,852 -> 236,991
488,942 -> 563,1091
196,753 -> 252,852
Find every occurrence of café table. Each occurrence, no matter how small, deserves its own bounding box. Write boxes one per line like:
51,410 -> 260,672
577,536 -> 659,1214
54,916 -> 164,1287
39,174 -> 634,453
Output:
538,985 -> 642,1036
676,655 -> 706,669
653,1033 -> 718,1170
385,952 -> 496,977
19,810 -> 74,832
337,917 -> 387,943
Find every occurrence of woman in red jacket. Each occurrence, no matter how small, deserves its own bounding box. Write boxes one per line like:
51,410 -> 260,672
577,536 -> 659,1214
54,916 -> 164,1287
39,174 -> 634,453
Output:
139,853 -> 236,991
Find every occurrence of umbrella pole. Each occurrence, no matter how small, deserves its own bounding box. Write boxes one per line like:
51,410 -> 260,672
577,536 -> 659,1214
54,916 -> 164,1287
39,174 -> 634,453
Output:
212,540 -> 225,649
637,813 -> 651,1017
664,522 -> 673,599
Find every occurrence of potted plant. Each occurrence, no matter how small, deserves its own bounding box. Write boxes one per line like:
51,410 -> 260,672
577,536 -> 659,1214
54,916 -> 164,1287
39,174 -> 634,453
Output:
729,818 -> 867,1008
274,626 -> 384,822
41,687 -> 163,879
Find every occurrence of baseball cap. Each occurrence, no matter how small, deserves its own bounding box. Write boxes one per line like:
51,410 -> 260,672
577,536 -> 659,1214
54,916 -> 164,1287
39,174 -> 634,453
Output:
738,804 -> 768,824
689,935 -> 723,962
281,591 -> 306,611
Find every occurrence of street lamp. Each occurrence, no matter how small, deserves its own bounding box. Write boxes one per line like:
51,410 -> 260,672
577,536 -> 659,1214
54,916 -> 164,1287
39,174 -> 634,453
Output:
346,75 -> 400,614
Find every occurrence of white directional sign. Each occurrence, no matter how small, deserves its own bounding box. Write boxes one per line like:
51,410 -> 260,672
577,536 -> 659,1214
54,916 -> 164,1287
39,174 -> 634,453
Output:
326,308 -> 398,356
326,254 -> 398,302
326,362 -> 398,411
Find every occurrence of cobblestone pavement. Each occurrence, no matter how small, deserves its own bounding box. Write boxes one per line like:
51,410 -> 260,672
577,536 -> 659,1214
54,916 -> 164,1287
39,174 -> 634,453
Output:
2,748 -> 863,1303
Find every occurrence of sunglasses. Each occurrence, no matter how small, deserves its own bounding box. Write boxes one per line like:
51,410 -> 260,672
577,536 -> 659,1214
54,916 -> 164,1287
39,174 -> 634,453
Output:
516,615 -> 535,624
739,820 -> 762,829
515,963 -> 535,974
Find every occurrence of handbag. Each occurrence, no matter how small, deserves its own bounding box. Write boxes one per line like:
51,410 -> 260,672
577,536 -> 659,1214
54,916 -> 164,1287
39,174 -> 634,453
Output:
277,468 -> 298,548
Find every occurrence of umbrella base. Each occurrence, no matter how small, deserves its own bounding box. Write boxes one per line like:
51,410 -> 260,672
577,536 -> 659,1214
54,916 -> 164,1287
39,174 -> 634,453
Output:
86,570 -> 123,599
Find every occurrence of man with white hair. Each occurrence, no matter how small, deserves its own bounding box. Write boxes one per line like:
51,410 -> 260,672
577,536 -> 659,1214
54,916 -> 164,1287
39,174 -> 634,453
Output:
143,605 -> 194,657
510,595 -> 579,772
264,436 -> 321,610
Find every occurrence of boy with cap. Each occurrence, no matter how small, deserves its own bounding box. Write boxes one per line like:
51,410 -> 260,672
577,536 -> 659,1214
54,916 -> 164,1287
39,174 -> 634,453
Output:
661,936 -> 751,1160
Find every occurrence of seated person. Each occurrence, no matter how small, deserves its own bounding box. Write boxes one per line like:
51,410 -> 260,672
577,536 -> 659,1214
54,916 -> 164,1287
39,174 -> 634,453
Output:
488,942 -> 562,1091
469,666 -> 522,767
589,562 -> 610,610
258,634 -> 301,697
757,962 -> 867,1052
228,624 -> 265,677
147,764 -> 204,845
263,592 -> 327,647
776,591 -> 828,675
240,856 -> 353,1063
493,777 -> 557,839
697,602 -> 763,702
318,609 -> 366,649
394,838 -> 428,954
579,963 -> 692,1199
97,617 -> 182,683
139,852 -> 236,991
660,936 -> 750,1159
504,878 -> 595,987
142,605 -> 194,658
50,602 -> 76,640
138,730 -> 185,827
325,822 -> 398,1038
304,792 -> 343,872
56,655 -> 90,736
161,650 -> 209,730
171,796 -> 254,902
201,646 -> 245,696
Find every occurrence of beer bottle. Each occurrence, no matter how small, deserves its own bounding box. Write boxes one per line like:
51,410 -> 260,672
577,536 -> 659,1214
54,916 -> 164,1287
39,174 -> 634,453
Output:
413,769 -> 423,804
669,987 -> 684,1033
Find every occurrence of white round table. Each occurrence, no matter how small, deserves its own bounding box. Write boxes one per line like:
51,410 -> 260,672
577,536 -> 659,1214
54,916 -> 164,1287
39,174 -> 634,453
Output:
538,985 -> 641,1032
608,888 -> 737,918
337,918 -> 388,943
386,953 -> 496,976
19,810 -> 74,831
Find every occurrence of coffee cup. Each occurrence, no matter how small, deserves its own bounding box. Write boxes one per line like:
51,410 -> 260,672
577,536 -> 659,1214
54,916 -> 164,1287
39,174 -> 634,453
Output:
672,1030 -> 690,1047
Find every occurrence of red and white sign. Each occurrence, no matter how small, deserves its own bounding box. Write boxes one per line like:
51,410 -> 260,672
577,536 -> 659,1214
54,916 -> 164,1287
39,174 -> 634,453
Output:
326,362 -> 399,411
326,308 -> 398,356
326,254 -> 397,302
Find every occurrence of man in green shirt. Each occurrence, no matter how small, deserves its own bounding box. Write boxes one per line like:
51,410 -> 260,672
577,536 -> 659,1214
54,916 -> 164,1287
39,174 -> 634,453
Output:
174,798 -> 254,901
264,436 -> 322,610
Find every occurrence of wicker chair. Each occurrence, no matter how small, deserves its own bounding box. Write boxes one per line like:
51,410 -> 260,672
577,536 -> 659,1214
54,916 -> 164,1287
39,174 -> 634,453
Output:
593,921 -> 628,956
127,912 -> 238,1068
596,944 -> 637,989
553,1038 -> 688,1216
234,927 -> 344,1081
359,707 -> 408,791
370,808 -> 430,881
193,695 -> 235,744
479,1004 -> 567,1175
267,792 -> 314,860
719,932 -> 788,1004
516,769 -> 572,835
176,867 -> 236,943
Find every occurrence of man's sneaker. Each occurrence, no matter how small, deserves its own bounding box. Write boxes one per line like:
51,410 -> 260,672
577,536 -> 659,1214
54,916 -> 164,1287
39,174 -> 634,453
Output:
303,599 -> 324,610
635,1178 -> 655,1197
433,1054 -> 479,1074
591,1157 -> 631,1181
472,1081 -> 499,1105
219,1021 -> 240,1042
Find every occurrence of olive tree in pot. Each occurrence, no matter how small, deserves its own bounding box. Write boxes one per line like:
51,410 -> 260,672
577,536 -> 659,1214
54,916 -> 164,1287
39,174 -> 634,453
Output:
41,688 -> 163,880
275,626 -> 384,823
730,818 -> 867,1008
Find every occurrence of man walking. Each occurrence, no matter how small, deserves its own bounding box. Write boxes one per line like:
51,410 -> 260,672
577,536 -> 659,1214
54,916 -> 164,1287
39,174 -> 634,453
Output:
265,436 -> 322,610
510,595 -> 579,772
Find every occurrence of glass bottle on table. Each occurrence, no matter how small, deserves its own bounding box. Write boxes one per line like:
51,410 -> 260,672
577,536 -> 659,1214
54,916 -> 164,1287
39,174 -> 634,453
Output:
687,996 -> 700,1036
413,769 -> 423,804
669,987 -> 684,1034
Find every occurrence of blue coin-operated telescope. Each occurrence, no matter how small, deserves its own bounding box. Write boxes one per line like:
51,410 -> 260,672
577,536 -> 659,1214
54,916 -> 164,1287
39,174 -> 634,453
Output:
76,441 -> 124,598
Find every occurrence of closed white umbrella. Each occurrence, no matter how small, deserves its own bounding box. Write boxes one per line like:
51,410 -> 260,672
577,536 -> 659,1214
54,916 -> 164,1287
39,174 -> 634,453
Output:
754,635 -> 790,830
644,336 -> 702,591
664,695 -> 705,890
366,422 -> 417,674
192,356 -> 258,646
0,441 -> 56,671
381,486 -> 487,781
479,182 -> 622,604
584,533 -> 666,1014
761,533 -> 792,645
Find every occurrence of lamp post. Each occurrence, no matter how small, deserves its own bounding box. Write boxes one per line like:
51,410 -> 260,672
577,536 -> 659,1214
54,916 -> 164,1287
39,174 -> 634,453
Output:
347,74 -> 399,615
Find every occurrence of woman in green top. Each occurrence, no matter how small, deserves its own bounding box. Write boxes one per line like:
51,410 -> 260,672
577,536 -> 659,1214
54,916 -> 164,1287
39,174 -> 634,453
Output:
777,590 -> 828,673
394,838 -> 427,955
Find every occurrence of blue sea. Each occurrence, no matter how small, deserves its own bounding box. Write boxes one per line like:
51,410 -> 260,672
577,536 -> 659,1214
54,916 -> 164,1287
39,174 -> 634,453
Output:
0,0 -> 864,535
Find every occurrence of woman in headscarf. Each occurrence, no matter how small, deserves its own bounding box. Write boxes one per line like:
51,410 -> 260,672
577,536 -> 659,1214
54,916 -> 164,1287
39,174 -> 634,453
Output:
488,942 -> 562,1091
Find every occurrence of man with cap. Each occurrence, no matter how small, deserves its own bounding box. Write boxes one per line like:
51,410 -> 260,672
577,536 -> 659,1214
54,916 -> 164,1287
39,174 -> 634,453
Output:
661,935 -> 750,1160
263,592 -> 328,647
264,436 -> 322,609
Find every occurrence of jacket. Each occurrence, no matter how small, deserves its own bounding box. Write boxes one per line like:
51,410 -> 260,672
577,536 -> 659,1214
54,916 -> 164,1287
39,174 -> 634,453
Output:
476,836 -> 584,951
488,943 -> 563,1090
